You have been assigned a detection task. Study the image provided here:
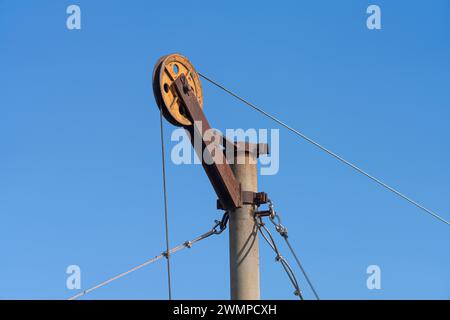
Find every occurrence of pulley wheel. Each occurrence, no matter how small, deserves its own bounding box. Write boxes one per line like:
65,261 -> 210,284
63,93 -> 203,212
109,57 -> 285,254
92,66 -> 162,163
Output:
152,53 -> 203,126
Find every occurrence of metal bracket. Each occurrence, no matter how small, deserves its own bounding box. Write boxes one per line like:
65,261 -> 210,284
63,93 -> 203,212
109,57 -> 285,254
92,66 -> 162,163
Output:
217,191 -> 269,210
242,191 -> 269,206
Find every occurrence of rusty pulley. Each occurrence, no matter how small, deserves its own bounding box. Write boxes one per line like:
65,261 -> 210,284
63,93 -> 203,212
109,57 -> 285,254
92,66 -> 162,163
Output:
152,53 -> 203,127
152,53 -> 270,211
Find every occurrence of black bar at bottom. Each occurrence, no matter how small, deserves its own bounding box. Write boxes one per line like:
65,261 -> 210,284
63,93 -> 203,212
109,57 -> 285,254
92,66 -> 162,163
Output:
0,300 -> 448,319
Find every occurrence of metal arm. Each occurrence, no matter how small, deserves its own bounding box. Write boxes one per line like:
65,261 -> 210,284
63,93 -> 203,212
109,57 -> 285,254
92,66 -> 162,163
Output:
172,74 -> 242,210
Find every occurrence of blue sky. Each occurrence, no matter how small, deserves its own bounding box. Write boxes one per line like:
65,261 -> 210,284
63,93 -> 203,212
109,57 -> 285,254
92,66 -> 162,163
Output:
1,0 -> 449,299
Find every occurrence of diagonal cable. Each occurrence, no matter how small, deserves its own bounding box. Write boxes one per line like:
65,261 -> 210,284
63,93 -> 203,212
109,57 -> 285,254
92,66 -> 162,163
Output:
256,218 -> 303,300
67,218 -> 225,300
198,72 -> 450,227
263,201 -> 320,300
283,236 -> 320,300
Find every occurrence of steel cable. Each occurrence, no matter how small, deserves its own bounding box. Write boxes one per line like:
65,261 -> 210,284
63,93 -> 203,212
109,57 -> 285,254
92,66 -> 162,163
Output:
159,109 -> 172,299
67,218 -> 226,300
256,218 -> 304,300
283,236 -> 320,300
267,205 -> 320,300
198,72 -> 450,227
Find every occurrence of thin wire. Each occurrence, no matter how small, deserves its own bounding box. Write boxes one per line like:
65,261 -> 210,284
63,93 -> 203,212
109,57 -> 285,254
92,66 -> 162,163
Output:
159,109 -> 172,299
257,219 -> 303,300
267,207 -> 320,300
67,220 -> 223,300
259,223 -> 303,300
283,235 -> 320,300
198,72 -> 450,227
67,255 -> 163,300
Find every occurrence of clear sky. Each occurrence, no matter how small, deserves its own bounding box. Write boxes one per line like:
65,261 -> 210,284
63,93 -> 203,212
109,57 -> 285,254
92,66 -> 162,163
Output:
1,0 -> 449,300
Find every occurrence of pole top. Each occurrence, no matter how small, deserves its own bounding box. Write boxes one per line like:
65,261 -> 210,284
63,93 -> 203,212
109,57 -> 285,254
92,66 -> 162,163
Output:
225,141 -> 270,159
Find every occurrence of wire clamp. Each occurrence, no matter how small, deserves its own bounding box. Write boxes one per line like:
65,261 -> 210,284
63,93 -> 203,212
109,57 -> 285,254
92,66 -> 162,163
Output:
212,211 -> 230,235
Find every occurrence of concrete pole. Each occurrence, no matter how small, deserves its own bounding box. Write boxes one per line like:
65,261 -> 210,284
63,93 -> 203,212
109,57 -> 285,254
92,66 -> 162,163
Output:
229,145 -> 260,300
